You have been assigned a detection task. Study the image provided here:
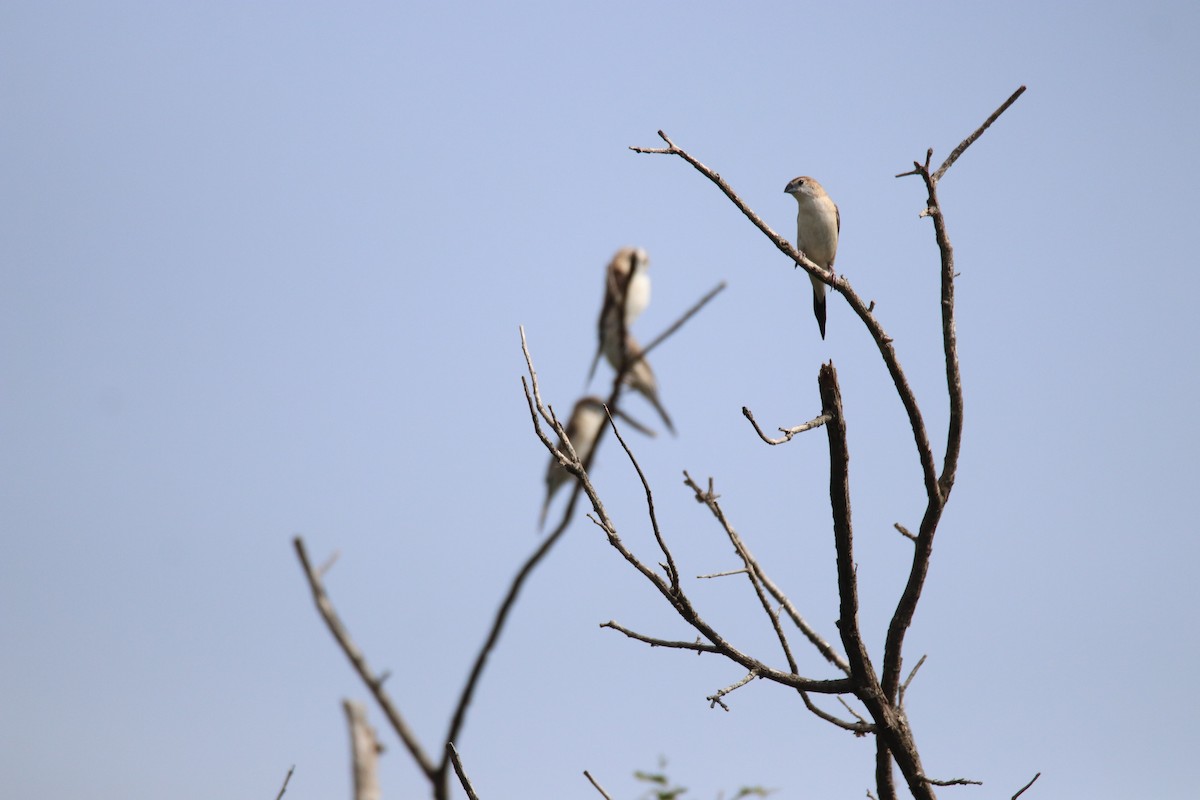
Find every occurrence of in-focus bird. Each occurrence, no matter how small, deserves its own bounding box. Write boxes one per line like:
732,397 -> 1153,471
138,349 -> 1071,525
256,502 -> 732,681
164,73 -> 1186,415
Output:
784,176 -> 840,339
604,332 -> 675,435
540,396 -> 608,529
587,247 -> 651,383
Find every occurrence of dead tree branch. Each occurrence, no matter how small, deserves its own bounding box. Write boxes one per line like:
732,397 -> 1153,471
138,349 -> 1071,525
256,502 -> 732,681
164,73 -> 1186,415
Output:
619,85 -> 1027,798
293,537 -> 437,782
344,700 -> 382,800
446,743 -> 480,800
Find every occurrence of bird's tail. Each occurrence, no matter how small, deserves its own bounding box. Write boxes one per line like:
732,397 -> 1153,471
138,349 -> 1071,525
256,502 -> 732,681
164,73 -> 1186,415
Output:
811,281 -> 827,340
647,392 -> 676,436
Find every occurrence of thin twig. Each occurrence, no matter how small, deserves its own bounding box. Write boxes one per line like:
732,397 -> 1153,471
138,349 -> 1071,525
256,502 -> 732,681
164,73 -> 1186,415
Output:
932,85 -> 1027,182
743,406 -> 831,445
684,471 -> 850,675
898,654 -> 927,709
797,690 -> 874,734
838,695 -> 869,725
601,621 -> 720,653
447,743 -> 481,800
1012,772 -> 1041,799
923,776 -> 983,787
707,670 -> 759,711
639,281 -> 727,361
697,568 -> 749,579
274,765 -> 295,800
687,478 -> 799,674
584,770 -> 615,800
603,406 -> 679,588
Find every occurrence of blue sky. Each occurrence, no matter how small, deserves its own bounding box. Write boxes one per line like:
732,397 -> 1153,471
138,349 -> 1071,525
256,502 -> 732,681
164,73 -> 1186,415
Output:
2,2 -> 1198,798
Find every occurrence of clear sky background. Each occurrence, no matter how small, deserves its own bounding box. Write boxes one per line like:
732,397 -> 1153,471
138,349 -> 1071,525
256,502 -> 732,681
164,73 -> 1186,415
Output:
3,2 -> 1198,799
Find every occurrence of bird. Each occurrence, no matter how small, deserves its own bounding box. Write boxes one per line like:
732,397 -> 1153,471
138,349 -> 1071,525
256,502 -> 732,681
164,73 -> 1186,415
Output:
603,332 -> 675,435
784,176 -> 840,339
540,396 -> 608,529
586,247 -> 651,383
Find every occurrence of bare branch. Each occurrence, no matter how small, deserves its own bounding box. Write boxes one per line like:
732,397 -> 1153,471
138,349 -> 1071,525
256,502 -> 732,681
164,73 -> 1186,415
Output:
601,620 -> 720,653
683,471 -> 850,675
837,695 -> 869,726
603,406 -> 679,588
446,743 -> 481,800
932,85 -> 1026,182
893,523 -> 917,542
880,92 -> 1026,704
640,281 -> 727,362
697,568 -> 749,579
1012,772 -> 1041,799
273,765 -> 295,800
293,537 -> 437,781
876,741 -> 897,800
899,654 -> 928,709
708,670 -> 759,711
820,367 -> 934,800
796,691 -> 874,735
677,470 -> 800,672
600,620 -> 852,695
344,700 -> 382,800
316,551 -> 339,578
584,770 -> 615,800
923,775 -> 982,787
819,365 -> 872,683
743,406 -> 831,445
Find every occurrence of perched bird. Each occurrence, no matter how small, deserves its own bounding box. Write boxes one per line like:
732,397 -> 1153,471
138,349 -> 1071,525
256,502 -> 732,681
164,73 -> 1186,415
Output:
604,332 -> 675,435
540,396 -> 608,529
784,176 -> 840,339
587,247 -> 651,383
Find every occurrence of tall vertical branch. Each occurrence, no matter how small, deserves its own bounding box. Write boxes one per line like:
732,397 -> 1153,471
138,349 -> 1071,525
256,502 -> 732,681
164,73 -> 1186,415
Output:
883,86 -> 1024,702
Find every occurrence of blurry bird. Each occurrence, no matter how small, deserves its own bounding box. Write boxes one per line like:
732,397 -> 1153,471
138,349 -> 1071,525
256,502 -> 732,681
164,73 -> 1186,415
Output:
784,176 -> 840,339
604,332 -> 674,435
540,396 -> 608,529
587,247 -> 651,383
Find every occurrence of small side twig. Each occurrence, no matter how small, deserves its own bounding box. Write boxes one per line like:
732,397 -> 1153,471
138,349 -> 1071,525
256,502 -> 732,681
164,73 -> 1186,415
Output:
697,568 -> 749,579
603,406 -> 679,588
923,776 -> 983,787
274,765 -> 295,800
707,670 -> 759,711
898,654 -> 927,709
601,620 -> 720,654
797,690 -> 874,734
584,770 -> 615,800
446,743 -> 481,800
743,406 -> 831,445
931,85 -> 1027,182
639,281 -> 727,362
1012,772 -> 1041,800
683,471 -> 850,675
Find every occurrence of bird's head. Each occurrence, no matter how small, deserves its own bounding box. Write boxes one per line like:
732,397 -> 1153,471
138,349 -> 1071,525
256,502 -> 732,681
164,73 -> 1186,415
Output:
784,175 -> 824,201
